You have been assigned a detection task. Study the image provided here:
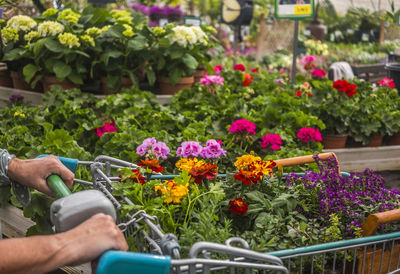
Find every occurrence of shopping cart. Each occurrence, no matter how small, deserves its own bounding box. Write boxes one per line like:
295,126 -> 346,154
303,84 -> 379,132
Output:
47,152 -> 400,273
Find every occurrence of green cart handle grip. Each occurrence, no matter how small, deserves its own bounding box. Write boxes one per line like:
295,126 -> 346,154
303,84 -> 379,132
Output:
47,174 -> 72,199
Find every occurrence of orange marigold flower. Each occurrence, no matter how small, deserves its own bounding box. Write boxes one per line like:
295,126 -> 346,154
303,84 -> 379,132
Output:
137,159 -> 164,173
234,169 -> 260,185
121,169 -> 146,185
234,155 -> 262,170
176,158 -> 199,173
154,180 -> 189,204
229,198 -> 248,215
190,162 -> 218,183
250,160 -> 276,176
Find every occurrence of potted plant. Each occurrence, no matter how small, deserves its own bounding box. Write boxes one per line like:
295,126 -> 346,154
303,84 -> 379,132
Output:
0,15 -> 42,91
20,8 -> 92,92
147,24 -> 215,94
90,11 -> 150,94
307,78 -> 356,148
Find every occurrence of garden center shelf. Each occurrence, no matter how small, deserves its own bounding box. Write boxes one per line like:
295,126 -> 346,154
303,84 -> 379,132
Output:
0,86 -> 172,108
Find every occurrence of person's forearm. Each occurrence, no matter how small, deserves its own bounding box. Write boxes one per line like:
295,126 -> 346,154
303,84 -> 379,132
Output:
0,233 -> 74,274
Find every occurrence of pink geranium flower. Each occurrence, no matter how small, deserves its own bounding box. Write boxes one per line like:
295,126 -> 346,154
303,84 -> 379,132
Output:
297,127 -> 322,143
233,64 -> 246,71
95,118 -> 117,137
377,77 -> 395,88
261,134 -> 282,150
301,55 -> 316,64
200,75 -> 224,86
136,137 -> 170,159
229,119 -> 256,135
200,139 -> 227,159
176,141 -> 203,158
213,65 -> 223,74
251,68 -> 259,73
311,68 -> 326,78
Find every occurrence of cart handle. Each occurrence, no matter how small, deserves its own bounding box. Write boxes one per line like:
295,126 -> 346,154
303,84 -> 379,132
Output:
362,209 -> 400,237
274,152 -> 341,174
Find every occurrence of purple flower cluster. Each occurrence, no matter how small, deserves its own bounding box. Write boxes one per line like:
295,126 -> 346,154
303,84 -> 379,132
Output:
229,119 -> 256,135
286,155 -> 400,237
176,140 -> 226,159
136,137 -> 170,159
148,5 -> 183,16
9,93 -> 24,102
131,4 -> 149,14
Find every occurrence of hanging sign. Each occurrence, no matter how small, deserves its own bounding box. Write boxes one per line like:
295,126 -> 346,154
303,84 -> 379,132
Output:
275,0 -> 314,20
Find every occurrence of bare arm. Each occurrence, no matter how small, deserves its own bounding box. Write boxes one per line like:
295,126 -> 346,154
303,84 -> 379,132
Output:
0,213 -> 128,274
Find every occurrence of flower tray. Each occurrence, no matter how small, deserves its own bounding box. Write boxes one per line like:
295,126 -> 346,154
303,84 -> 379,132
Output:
351,63 -> 387,83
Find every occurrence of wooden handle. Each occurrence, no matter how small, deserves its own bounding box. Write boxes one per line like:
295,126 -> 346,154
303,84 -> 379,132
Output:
274,152 -> 341,173
362,209 -> 400,237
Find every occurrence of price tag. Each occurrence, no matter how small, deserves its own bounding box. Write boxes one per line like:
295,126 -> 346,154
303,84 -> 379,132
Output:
294,5 -> 311,15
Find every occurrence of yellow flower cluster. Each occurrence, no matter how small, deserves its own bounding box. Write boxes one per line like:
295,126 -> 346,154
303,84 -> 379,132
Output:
42,8 -> 58,18
80,35 -> 95,47
204,26 -> 217,34
305,39 -> 329,56
57,8 -> 81,24
122,24 -> 134,37
38,21 -> 64,37
111,10 -> 132,25
101,25 -> 111,33
176,158 -> 200,173
86,27 -> 102,36
24,31 -> 40,42
155,180 -> 189,204
152,27 -> 166,36
58,33 -> 80,48
13,112 -> 25,118
234,154 -> 262,170
6,15 -> 37,32
1,27 -> 18,44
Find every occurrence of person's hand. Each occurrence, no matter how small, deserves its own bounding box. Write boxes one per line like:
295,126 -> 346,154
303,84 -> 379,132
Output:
59,213 -> 128,266
7,155 -> 74,196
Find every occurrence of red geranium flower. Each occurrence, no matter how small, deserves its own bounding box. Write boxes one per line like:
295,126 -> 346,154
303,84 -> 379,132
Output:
190,162 -> 218,183
137,159 -> 164,173
295,90 -> 302,97
234,169 -> 260,185
119,169 -> 147,185
234,64 -> 246,71
251,68 -> 259,73
229,198 -> 248,215
377,77 -> 395,88
242,73 -> 253,86
333,79 -> 358,97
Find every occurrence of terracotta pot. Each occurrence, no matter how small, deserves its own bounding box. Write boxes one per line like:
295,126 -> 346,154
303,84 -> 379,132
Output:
10,71 -> 42,92
321,134 -> 348,149
0,70 -> 14,88
348,133 -> 384,147
157,76 -> 194,95
100,76 -> 133,94
387,132 -> 400,146
193,69 -> 206,85
42,76 -> 80,92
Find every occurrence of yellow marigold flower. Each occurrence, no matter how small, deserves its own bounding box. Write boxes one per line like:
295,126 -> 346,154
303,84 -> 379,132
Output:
58,33 -> 80,48
86,27 -> 101,36
42,8 -> 58,18
122,24 -> 134,37
80,34 -> 95,47
1,27 -> 18,44
19,113 -> 25,118
24,31 -> 40,42
13,112 -> 19,117
153,26 -> 165,36
176,158 -> 199,173
234,155 -> 262,170
38,21 -> 64,37
6,15 -> 37,32
155,180 -> 189,204
57,8 -> 80,24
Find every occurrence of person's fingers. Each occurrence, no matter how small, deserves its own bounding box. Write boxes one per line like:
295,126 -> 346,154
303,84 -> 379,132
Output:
43,155 -> 75,189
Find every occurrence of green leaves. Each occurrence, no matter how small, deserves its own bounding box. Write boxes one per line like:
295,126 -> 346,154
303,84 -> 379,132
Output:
23,64 -> 40,83
53,61 -> 72,79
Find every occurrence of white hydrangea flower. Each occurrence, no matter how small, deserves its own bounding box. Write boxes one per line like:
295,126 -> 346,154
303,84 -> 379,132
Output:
38,21 -> 64,37
168,26 -> 197,48
191,26 -> 208,46
6,15 -> 37,32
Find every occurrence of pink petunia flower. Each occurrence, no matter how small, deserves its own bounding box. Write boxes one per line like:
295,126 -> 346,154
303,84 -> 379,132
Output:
229,119 -> 256,135
233,64 -> 246,71
261,134 -> 282,150
301,55 -> 316,64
